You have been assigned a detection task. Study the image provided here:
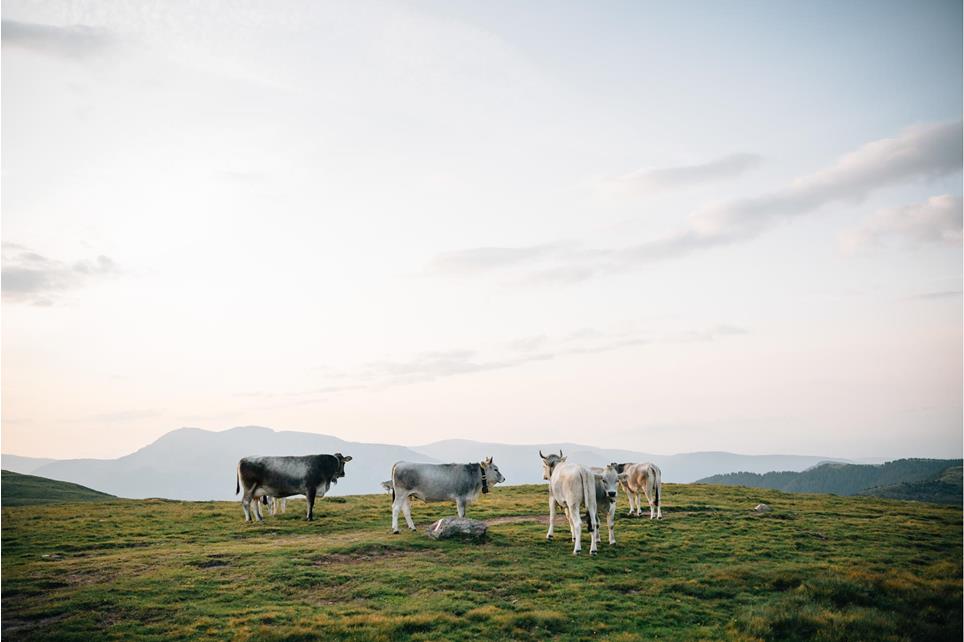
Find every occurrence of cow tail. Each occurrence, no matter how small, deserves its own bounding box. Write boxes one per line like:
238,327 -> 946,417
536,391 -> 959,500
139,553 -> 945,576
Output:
390,463 -> 397,502
235,463 -> 241,495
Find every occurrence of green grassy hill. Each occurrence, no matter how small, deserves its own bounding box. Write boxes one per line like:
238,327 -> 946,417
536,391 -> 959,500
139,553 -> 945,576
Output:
698,458 -> 963,504
857,466 -> 964,505
1,470 -> 115,506
2,484 -> 960,641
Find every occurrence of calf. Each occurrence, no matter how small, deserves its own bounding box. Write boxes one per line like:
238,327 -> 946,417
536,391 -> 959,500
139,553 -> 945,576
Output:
236,453 -> 352,522
390,458 -> 505,534
617,462 -> 662,519
540,450 -> 599,555
268,496 -> 287,515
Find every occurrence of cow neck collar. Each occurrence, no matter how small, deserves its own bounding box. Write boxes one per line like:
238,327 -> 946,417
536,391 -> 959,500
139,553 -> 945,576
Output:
480,464 -> 489,494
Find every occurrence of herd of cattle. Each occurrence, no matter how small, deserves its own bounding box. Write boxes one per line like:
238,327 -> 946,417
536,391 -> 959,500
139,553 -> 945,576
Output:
236,451 -> 663,555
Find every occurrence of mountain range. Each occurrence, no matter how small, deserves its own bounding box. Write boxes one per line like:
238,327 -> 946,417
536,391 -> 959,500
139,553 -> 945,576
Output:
0,425 -> 883,501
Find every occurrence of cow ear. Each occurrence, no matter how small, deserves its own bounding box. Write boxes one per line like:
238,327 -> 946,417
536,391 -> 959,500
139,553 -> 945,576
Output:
342,455 -> 352,462
559,456 -> 567,463
618,473 -> 628,481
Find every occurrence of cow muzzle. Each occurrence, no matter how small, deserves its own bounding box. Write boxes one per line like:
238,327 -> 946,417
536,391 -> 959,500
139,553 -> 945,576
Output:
607,491 -> 616,498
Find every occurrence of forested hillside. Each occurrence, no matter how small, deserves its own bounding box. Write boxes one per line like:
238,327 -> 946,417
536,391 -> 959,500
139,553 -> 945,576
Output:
697,459 -> 962,504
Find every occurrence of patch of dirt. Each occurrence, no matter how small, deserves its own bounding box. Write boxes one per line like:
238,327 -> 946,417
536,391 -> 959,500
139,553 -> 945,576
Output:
195,559 -> 231,568
484,515 -> 551,526
484,513 -> 669,526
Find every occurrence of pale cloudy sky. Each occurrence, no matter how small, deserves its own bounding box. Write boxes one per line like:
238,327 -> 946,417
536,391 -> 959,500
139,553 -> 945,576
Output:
2,0 -> 961,460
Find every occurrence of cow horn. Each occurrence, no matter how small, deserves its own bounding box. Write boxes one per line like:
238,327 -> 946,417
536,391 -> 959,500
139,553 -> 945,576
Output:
539,449 -> 546,459
559,449 -> 563,458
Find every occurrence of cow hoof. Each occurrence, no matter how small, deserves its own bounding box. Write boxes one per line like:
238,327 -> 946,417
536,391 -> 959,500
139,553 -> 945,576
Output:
590,550 -> 598,556
546,534 -> 553,541
392,530 -> 400,535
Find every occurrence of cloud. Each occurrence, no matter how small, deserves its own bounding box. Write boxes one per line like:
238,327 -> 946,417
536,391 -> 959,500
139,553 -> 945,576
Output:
607,153 -> 763,193
2,243 -> 120,305
238,323 -> 747,407
73,409 -> 163,424
1,19 -> 116,59
428,120 -> 963,283
841,195 -> 963,251
427,242 -> 576,274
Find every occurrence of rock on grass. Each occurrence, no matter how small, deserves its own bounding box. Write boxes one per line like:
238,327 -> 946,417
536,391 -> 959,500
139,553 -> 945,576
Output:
426,517 -> 487,541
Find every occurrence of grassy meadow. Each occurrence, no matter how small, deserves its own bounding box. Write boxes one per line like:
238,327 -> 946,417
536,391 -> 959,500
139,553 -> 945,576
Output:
2,483 -> 961,641
1,470 -> 115,507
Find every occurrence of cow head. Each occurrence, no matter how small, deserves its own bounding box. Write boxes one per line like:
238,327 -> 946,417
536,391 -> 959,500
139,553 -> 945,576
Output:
594,463 -> 620,501
614,462 -> 632,475
333,453 -> 353,480
539,449 -> 566,480
481,456 -> 505,484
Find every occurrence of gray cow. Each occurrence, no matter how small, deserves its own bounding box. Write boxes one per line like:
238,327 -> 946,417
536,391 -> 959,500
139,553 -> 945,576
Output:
236,453 -> 352,522
589,464 -> 621,547
390,458 -> 505,534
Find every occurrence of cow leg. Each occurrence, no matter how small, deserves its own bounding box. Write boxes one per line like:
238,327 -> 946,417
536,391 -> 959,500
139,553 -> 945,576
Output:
643,487 -> 655,519
305,488 -> 316,521
625,490 -> 636,516
253,493 -> 264,521
280,498 -> 287,514
456,497 -> 466,518
546,497 -> 556,540
570,502 -> 582,555
241,489 -> 253,522
564,506 -> 576,542
391,494 -> 403,534
401,497 -> 416,531
588,509 -> 598,556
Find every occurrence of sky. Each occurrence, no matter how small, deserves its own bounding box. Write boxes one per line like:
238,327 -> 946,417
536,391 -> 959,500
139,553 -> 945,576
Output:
2,0 -> 961,460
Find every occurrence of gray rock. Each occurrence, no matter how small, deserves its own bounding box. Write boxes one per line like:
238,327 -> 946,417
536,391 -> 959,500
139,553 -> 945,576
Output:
753,503 -> 772,513
426,517 -> 488,541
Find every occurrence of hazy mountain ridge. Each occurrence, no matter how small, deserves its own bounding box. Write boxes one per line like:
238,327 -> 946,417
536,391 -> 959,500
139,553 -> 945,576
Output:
1,454 -> 59,475
0,426 -> 878,501
697,458 -> 963,505
24,426 -> 440,500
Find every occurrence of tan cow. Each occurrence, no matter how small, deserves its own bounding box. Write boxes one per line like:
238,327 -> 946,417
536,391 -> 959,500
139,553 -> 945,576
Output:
616,462 -> 663,519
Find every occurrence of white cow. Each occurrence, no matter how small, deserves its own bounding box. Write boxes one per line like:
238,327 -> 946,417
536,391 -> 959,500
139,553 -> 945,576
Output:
617,462 -> 663,519
540,450 -> 599,555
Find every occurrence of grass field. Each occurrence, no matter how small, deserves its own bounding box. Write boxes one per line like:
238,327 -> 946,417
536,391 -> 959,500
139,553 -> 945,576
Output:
2,483 -> 961,641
